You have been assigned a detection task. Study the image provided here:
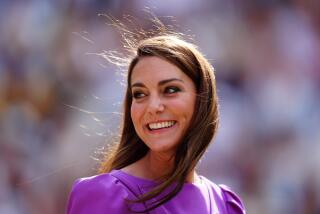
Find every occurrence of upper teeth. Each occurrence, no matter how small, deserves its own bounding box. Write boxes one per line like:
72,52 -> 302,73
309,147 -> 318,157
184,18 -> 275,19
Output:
148,121 -> 175,130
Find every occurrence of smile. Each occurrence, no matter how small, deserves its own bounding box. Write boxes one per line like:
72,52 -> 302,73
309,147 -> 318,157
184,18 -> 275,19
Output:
148,121 -> 176,130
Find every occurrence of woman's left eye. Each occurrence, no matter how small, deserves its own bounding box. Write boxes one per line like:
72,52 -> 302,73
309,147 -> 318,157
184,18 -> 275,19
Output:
164,86 -> 181,94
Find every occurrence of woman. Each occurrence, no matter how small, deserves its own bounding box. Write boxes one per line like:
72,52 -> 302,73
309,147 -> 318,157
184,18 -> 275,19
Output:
67,34 -> 246,213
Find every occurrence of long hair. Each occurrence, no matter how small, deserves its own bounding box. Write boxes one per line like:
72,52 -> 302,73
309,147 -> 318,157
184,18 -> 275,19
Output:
99,34 -> 219,212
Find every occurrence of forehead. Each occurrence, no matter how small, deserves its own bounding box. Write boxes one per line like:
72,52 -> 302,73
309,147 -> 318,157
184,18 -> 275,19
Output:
130,56 -> 188,84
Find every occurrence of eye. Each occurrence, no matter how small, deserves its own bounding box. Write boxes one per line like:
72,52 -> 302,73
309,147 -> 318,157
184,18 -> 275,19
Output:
164,86 -> 181,94
132,91 -> 146,99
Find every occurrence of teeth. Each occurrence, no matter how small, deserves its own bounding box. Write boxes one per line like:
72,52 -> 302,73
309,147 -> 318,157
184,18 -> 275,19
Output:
148,121 -> 175,130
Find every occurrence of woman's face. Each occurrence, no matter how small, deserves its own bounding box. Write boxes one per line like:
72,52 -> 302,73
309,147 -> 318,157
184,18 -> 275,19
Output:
130,56 -> 196,154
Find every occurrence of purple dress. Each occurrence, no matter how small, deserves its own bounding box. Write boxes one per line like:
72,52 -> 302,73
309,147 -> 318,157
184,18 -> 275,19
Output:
67,170 -> 245,213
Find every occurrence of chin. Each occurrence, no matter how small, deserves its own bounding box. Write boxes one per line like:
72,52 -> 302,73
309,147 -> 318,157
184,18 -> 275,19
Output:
146,141 -> 178,154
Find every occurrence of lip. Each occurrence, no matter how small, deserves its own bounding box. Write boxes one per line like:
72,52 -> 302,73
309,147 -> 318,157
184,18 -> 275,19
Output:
145,120 -> 177,134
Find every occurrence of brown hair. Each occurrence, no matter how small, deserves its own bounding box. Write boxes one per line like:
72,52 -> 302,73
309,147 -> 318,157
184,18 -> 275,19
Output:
99,34 -> 219,212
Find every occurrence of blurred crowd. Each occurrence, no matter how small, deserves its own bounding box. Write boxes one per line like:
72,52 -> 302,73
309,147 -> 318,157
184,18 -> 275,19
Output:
0,0 -> 319,213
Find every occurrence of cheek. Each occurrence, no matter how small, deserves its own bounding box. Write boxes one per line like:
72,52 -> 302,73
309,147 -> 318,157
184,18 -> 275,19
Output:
189,98 -> 196,118
187,93 -> 197,116
172,97 -> 196,120
130,103 -> 144,126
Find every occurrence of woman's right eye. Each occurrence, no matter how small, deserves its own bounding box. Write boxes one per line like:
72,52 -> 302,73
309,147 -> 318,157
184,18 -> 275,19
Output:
133,91 -> 146,99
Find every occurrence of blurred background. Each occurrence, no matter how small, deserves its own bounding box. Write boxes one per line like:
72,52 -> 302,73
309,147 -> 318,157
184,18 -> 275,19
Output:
0,0 -> 319,213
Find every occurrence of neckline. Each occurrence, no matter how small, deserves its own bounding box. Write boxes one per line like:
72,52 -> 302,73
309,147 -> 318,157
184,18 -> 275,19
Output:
111,169 -> 204,187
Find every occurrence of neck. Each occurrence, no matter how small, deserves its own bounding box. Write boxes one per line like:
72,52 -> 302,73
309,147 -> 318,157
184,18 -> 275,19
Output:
124,151 -> 198,183
143,151 -> 174,180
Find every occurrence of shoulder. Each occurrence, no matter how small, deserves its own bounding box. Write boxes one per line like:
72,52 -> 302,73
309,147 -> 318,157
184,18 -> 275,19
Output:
201,177 -> 246,214
219,184 -> 246,214
67,173 -> 130,214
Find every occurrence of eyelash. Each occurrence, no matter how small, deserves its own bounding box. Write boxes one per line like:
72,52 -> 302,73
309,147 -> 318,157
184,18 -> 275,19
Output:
132,86 -> 181,99
133,91 -> 146,99
164,86 -> 181,94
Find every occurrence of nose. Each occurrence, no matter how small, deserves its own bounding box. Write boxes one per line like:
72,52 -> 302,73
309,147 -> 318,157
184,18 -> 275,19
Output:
147,94 -> 164,114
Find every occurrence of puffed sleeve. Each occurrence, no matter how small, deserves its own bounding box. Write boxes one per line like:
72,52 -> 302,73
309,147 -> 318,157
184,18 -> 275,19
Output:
67,174 -> 130,214
219,184 -> 246,214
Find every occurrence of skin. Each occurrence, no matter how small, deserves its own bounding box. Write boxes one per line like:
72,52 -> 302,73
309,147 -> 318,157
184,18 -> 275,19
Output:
122,56 -> 199,182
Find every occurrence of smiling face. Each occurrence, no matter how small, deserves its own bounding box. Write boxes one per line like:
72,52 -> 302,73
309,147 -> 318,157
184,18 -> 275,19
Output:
130,56 -> 196,154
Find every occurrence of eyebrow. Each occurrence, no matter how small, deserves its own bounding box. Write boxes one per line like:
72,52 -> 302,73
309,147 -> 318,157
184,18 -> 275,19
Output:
131,78 -> 184,88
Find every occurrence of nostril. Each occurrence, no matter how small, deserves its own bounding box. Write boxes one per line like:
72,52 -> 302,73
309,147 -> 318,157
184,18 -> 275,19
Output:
147,101 -> 165,113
